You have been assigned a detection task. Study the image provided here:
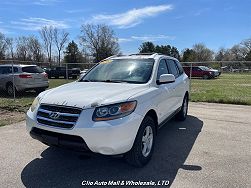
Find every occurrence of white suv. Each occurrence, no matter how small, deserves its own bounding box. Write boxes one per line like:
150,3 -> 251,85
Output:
26,53 -> 189,167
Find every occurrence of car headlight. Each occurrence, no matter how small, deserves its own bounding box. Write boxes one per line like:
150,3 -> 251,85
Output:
93,101 -> 137,121
30,97 -> 40,112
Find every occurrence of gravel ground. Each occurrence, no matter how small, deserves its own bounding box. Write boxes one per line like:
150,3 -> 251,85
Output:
0,102 -> 250,188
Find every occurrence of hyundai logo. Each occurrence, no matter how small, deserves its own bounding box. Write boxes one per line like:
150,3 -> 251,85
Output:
49,112 -> 60,120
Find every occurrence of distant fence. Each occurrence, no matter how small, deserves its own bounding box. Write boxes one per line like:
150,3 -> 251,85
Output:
0,60 -> 251,105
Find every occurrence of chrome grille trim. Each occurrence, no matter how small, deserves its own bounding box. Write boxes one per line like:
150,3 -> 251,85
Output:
37,104 -> 82,129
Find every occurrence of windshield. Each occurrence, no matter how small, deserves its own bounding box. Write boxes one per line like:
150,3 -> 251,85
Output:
80,59 -> 154,84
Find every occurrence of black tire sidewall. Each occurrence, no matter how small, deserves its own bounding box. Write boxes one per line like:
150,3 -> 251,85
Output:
126,116 -> 156,167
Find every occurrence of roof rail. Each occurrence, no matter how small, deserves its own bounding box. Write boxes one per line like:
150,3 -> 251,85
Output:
129,53 -> 163,58
100,54 -> 124,61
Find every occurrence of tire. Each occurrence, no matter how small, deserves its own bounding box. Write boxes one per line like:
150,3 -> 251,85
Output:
6,83 -> 17,97
125,116 -> 156,167
35,88 -> 46,94
175,94 -> 188,121
202,75 -> 209,79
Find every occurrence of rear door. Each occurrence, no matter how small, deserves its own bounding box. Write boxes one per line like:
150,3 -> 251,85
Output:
156,59 -> 177,122
166,59 -> 184,110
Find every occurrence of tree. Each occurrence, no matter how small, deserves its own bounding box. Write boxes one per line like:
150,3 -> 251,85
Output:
80,24 -> 119,63
139,42 -> 155,53
53,28 -> 69,65
215,48 -> 233,61
27,36 -> 43,62
64,40 -> 83,67
0,32 -> 7,60
245,51 -> 251,61
182,49 -> 196,62
139,42 -> 180,59
241,38 -> 251,61
40,26 -> 54,63
241,38 -> 251,51
16,36 -> 29,61
230,44 -> 247,61
170,46 -> 180,60
5,37 -> 15,59
192,43 -> 214,61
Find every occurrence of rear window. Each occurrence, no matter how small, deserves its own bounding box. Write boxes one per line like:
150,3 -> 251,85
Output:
22,66 -> 44,73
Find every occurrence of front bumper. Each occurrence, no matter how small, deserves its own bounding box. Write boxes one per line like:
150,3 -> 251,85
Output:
26,107 -> 143,155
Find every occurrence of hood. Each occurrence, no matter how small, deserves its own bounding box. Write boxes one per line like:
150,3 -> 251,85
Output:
40,82 -> 149,109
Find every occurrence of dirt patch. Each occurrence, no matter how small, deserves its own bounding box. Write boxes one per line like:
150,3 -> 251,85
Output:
0,109 -> 26,127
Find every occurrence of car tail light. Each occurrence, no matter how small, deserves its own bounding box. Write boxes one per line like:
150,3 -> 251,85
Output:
43,73 -> 48,78
19,74 -> 32,78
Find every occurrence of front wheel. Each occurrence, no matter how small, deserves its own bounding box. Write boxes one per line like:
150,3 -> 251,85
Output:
125,116 -> 156,167
6,83 -> 17,97
176,95 -> 188,121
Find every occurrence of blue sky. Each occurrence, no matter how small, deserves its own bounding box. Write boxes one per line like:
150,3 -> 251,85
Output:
0,0 -> 251,54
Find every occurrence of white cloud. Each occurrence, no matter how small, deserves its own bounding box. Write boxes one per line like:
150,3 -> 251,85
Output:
11,17 -> 69,30
118,35 -> 175,43
92,4 -> 173,28
33,0 -> 62,6
65,9 -> 90,13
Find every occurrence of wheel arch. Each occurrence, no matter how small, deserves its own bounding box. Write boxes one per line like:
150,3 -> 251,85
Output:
145,109 -> 158,134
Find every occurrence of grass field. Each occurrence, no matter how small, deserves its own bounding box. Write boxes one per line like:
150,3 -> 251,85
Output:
0,73 -> 250,126
190,73 -> 251,105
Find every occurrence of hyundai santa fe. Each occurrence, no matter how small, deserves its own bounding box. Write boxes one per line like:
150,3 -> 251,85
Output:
26,53 -> 189,167
0,64 -> 49,96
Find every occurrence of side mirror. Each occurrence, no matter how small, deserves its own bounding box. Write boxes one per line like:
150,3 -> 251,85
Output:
157,74 -> 175,85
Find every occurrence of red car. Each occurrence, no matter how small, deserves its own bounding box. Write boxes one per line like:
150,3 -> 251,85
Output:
183,66 -> 219,79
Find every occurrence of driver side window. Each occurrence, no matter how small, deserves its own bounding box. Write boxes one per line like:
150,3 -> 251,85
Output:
157,59 -> 169,80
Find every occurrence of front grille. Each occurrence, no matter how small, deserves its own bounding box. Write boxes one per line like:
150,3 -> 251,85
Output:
37,104 -> 82,129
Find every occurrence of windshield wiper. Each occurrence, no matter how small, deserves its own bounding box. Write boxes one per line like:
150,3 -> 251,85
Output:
80,79 -> 100,82
101,80 -> 128,83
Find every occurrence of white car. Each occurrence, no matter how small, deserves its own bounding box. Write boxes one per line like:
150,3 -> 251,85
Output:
0,64 -> 49,96
26,53 -> 189,167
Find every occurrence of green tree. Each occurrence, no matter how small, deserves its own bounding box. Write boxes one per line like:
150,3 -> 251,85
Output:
155,45 -> 171,55
64,41 -> 83,68
139,42 -> 155,53
182,48 -> 196,62
170,46 -> 180,60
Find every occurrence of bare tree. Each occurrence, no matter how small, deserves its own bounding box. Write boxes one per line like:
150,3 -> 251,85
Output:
27,36 -> 43,62
230,44 -> 247,61
40,26 -> 54,64
53,28 -> 69,65
241,38 -> 251,51
80,24 -> 119,62
5,37 -> 15,59
0,32 -> 7,59
16,36 -> 29,61
192,43 -> 214,61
